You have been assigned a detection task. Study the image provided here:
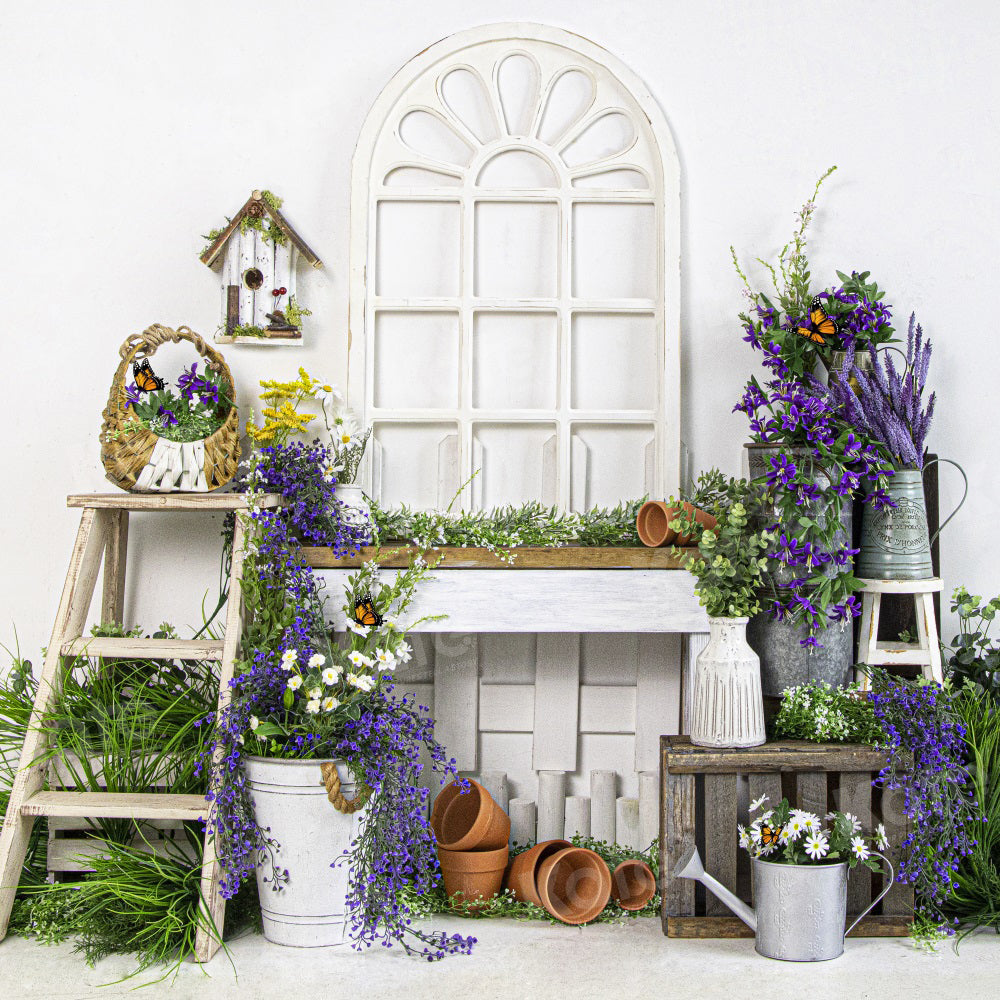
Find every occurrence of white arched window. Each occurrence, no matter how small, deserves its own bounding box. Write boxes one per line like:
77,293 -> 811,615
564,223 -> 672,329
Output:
349,23 -> 680,511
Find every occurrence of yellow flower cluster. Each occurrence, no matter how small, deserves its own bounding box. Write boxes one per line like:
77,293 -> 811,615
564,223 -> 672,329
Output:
246,367 -> 331,445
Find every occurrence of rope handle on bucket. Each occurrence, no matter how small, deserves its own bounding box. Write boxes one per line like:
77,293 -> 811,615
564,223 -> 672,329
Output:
845,851 -> 894,935
320,761 -> 372,814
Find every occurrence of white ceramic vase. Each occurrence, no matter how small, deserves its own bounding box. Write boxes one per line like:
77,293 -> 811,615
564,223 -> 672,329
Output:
335,483 -> 373,543
690,616 -> 766,748
246,757 -> 365,947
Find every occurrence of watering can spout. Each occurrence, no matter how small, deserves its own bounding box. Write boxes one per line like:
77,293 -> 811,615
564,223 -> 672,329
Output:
672,845 -> 757,932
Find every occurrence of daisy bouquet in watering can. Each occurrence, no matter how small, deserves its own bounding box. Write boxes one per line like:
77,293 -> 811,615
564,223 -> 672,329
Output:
674,795 -> 894,961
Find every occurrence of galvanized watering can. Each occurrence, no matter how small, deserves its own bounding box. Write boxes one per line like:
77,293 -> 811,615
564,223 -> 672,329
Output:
673,845 -> 894,961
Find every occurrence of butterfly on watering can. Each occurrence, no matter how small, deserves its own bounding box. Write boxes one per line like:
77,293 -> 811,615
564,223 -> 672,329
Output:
352,592 -> 383,629
132,359 -> 165,392
795,297 -> 838,346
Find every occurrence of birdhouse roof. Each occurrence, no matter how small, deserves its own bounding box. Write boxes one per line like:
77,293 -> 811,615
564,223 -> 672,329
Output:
200,190 -> 323,270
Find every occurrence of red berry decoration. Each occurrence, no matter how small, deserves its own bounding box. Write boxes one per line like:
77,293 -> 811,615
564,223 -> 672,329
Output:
272,289 -> 280,297
279,286 -> 287,295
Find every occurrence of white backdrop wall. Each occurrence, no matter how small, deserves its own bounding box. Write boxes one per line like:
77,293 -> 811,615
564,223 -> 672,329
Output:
1,0 -> 998,663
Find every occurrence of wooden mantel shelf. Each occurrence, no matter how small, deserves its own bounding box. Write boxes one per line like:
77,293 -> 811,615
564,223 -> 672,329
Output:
302,545 -> 696,570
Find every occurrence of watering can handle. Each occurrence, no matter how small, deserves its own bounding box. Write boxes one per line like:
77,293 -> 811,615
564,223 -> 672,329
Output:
923,458 -> 969,549
845,851 -> 894,936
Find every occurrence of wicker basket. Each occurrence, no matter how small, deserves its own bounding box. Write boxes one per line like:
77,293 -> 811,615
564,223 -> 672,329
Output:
100,324 -> 241,492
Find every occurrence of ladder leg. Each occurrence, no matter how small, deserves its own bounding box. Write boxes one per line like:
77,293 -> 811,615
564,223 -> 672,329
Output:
856,593 -> 880,691
920,592 -> 944,685
100,510 -> 129,626
194,513 -> 248,962
0,508 -> 108,938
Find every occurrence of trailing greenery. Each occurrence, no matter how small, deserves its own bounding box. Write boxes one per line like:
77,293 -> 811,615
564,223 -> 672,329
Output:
372,497 -> 646,556
284,295 -> 311,330
945,586 -> 1000,700
409,835 -> 660,924
230,324 -> 269,339
669,470 -> 773,618
774,680 -> 884,743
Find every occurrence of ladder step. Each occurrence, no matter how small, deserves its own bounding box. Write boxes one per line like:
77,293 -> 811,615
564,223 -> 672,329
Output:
22,791 -> 207,821
871,641 -> 933,665
61,637 -> 226,661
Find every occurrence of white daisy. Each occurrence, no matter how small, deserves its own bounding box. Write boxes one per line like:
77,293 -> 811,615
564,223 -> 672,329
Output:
308,653 -> 326,669
348,650 -> 368,667
280,649 -> 298,670
347,672 -> 375,692
322,696 -> 339,712
791,809 -> 821,833
322,666 -> 341,686
749,794 -> 769,813
305,699 -> 321,715
845,812 -> 862,834
286,675 -> 302,691
374,648 -> 396,671
307,686 -> 322,700
249,715 -> 260,731
851,836 -> 870,861
786,816 -> 807,839
346,620 -> 371,638
804,833 -> 829,860
738,824 -> 751,850
875,823 -> 889,851
396,641 -> 412,663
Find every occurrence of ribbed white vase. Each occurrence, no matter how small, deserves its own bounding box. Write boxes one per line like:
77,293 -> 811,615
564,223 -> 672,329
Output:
691,616 -> 766,748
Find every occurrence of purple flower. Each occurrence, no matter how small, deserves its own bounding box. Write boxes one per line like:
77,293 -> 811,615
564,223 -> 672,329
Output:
124,382 -> 141,408
157,405 -> 178,426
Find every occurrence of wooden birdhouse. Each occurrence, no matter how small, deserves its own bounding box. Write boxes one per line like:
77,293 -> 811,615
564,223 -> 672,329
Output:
200,189 -> 322,346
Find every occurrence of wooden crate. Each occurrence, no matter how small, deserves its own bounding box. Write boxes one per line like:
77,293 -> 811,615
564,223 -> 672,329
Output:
659,736 -> 913,938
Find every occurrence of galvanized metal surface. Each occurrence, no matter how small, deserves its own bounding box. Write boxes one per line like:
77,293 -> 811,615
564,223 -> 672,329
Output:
858,469 -> 934,579
747,613 -> 853,697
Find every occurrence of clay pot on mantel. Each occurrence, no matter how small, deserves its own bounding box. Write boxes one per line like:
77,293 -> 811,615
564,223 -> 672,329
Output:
504,839 -> 572,906
636,501 -> 717,548
431,779 -> 510,851
610,859 -> 657,911
536,847 -> 612,925
437,845 -> 509,906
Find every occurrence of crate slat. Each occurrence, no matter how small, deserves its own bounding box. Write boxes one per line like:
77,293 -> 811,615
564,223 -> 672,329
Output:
840,771 -> 873,913
661,765 -> 695,925
704,773 -> 738,916
796,771 -> 827,818
879,785 -> 913,916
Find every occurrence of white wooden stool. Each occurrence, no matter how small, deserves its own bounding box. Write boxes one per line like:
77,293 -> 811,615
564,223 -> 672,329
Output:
855,577 -> 944,690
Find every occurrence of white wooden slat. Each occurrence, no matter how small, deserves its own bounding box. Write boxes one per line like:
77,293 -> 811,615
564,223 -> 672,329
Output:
253,230 -> 273,327
615,796 -> 640,850
432,634 -> 479,770
638,770 -> 658,851
541,434 -> 558,506
319,569 -> 708,633
634,633 -> 681,771
478,770 -> 509,813
532,634 -> 580,770
536,770 -> 566,842
579,685 -> 636,734
274,240 -> 292,298
570,435 -> 589,510
238,233 -> 254,327
682,632 -> 710,735
479,634 -> 537,685
437,433 -> 460,510
564,796 -> 591,838
509,798 -> 536,847
478,683 -> 534,732
287,246 -> 298,302
590,770 -> 616,843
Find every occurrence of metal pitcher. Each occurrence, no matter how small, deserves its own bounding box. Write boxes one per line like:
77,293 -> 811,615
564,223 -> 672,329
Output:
858,459 -> 967,580
673,845 -> 894,962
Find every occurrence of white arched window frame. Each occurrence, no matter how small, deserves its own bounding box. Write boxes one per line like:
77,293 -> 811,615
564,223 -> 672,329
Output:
349,23 -> 681,511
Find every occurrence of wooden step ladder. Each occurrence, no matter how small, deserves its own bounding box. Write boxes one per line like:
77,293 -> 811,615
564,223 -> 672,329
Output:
0,492 -> 281,963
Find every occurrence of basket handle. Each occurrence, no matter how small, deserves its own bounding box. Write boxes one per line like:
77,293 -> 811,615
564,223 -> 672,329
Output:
119,323 -> 213,362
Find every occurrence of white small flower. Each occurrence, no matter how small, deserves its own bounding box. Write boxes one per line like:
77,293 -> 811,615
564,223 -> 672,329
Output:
396,641 -> 412,663
308,686 -> 322,700
749,794 -> 769,813
322,696 -> 339,712
346,620 -> 371,637
804,833 -> 830,860
786,816 -> 806,839
851,836 -> 870,861
875,823 -> 889,851
347,672 -> 375,692
791,809 -> 821,833
374,648 -> 396,671
281,649 -> 298,670
322,666 -> 341,686
305,699 -> 321,715
382,617 -> 398,631
308,653 -> 326,669
738,824 -> 751,849
286,675 -> 302,691
237,734 -> 245,745
249,715 -> 260,731
845,812 -> 862,834
348,650 -> 367,667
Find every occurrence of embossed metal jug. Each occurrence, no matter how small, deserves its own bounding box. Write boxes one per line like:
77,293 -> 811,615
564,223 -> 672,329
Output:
857,459 -> 967,580
673,845 -> 894,962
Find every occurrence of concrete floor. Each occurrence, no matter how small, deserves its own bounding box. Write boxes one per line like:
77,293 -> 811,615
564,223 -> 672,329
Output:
2,917 -> 998,1000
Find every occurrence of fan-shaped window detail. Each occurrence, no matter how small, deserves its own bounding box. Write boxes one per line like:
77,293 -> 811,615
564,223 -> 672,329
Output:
350,24 -> 680,511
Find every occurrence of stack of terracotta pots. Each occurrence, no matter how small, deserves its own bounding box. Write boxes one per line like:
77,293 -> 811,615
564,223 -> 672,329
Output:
636,500 -> 717,548
432,779 -> 510,906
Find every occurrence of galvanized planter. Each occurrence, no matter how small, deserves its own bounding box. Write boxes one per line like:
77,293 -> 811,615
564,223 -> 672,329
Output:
246,756 -> 364,948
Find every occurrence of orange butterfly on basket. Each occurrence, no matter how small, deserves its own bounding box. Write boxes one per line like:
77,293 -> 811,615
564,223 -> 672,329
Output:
352,593 -> 383,629
795,297 -> 838,346
132,359 -> 165,392
759,824 -> 783,850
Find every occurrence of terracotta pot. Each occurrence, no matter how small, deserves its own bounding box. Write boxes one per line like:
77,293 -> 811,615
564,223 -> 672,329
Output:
431,779 -> 510,851
610,859 -> 657,911
437,845 -> 509,905
504,839 -> 572,905
636,501 -> 716,547
536,847 -> 612,925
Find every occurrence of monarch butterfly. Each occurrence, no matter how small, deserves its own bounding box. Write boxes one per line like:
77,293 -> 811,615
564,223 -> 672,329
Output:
795,297 -> 838,345
132,359 -> 165,392
759,824 -> 783,849
353,592 -> 383,628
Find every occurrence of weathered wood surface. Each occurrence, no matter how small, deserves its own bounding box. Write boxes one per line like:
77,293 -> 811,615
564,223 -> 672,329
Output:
22,791 -> 206,821
532,635 -> 579,770
704,773 -> 738,916
665,736 -> 890,774
840,770 -> 873,914
661,765 -> 695,923
590,770 -> 616,844
61,637 -> 225,661
537,770 -> 567,842
67,493 -> 282,510
666,914 -> 913,939
303,545 -> 695,569
795,771 -> 827,818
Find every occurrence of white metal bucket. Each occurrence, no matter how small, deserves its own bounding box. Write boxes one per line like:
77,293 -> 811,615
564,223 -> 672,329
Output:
246,756 -> 364,948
